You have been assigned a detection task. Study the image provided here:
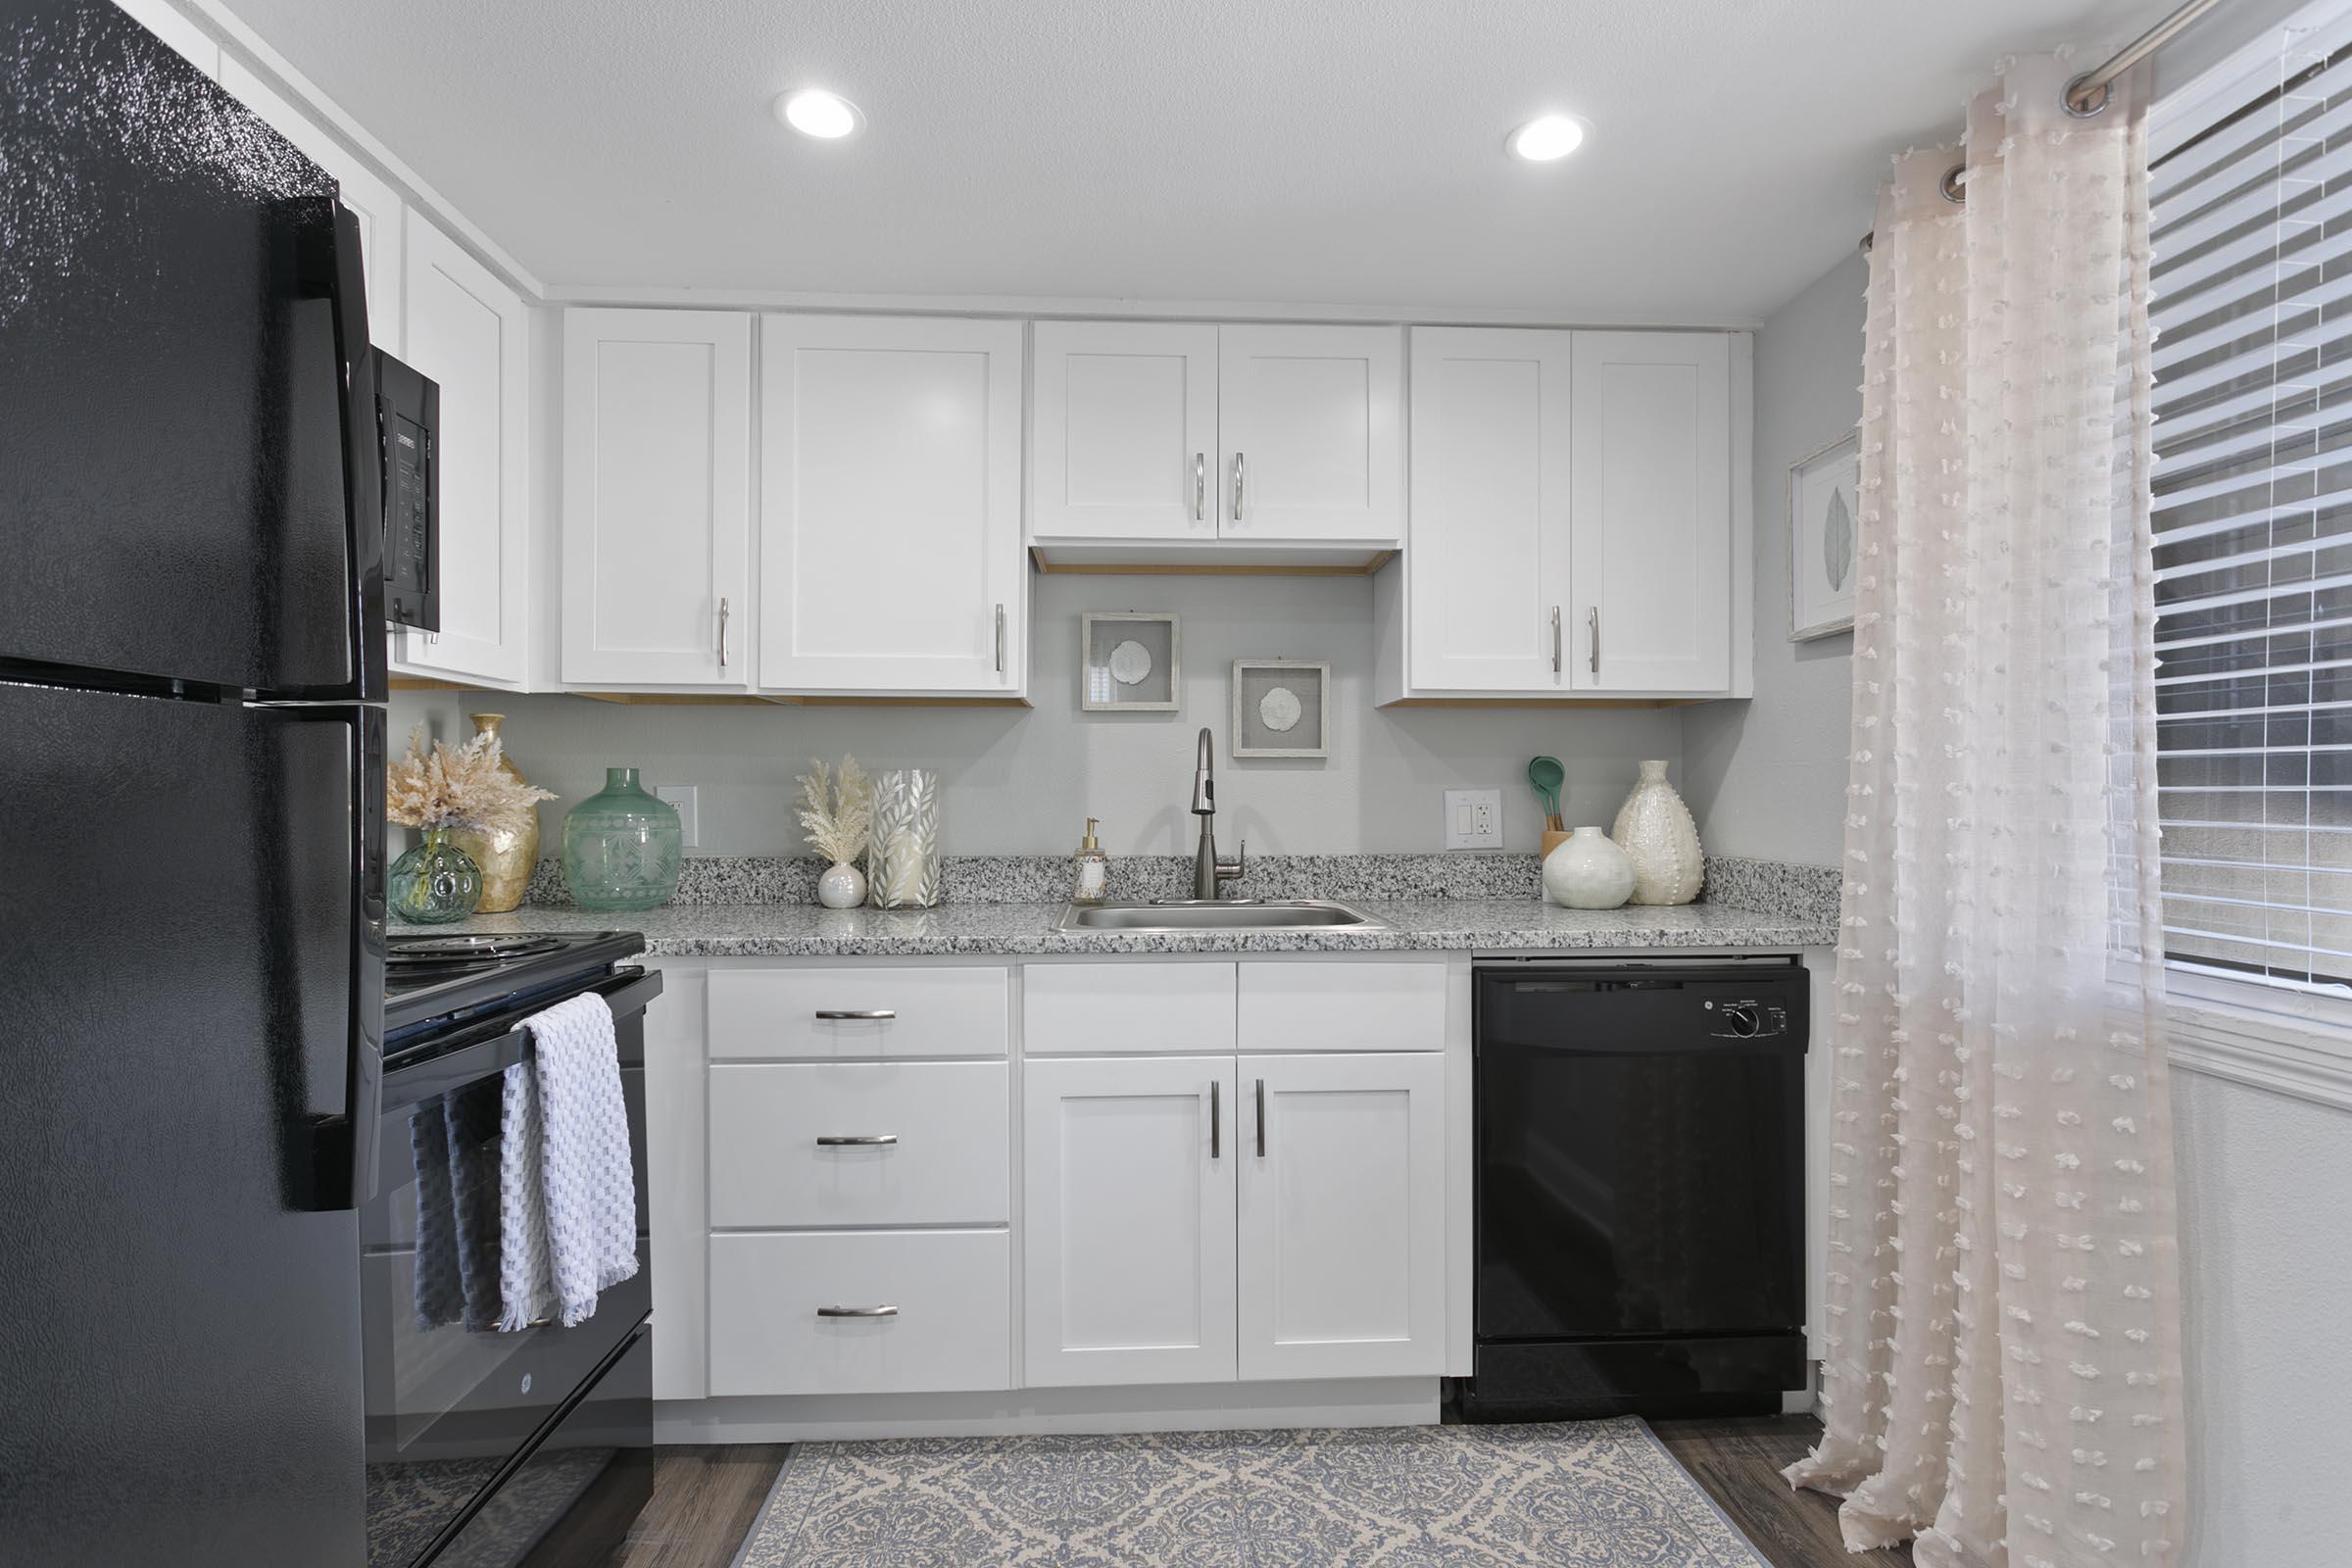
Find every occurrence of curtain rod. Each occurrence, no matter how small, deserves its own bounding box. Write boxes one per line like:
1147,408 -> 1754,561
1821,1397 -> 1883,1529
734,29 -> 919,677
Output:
1858,0 -> 2227,252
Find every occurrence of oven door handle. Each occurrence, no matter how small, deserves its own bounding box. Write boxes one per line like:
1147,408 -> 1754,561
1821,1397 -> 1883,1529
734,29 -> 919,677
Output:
381,968 -> 662,1111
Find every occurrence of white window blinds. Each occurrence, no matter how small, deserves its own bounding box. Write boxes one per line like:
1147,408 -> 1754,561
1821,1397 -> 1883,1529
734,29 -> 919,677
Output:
2152,22 -> 2352,997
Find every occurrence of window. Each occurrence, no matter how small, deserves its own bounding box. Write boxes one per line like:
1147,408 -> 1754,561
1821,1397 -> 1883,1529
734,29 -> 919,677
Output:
2151,16 -> 2352,1004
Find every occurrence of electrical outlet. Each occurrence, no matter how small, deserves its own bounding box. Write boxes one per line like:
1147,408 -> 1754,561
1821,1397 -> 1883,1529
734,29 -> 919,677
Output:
1443,788 -> 1503,852
656,784 -> 700,848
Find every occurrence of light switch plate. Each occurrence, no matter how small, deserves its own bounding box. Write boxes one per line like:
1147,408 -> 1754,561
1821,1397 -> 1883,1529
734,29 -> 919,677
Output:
1443,788 -> 1503,852
656,784 -> 700,848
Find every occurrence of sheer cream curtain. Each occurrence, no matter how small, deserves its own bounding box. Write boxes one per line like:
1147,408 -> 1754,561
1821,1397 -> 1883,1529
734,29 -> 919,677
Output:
1786,53 -> 2189,1568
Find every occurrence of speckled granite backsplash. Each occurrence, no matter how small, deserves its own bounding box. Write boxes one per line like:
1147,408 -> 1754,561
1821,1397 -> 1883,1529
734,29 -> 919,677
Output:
519,852 -> 1840,923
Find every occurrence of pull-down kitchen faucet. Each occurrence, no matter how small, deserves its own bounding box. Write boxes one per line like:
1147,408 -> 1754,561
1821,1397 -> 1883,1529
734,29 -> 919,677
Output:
1190,726 -> 1246,900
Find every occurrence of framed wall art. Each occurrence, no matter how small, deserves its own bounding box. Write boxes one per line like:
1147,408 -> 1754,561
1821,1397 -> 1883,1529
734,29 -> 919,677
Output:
1789,428 -> 1860,641
1081,612 -> 1180,710
1231,659 -> 1329,759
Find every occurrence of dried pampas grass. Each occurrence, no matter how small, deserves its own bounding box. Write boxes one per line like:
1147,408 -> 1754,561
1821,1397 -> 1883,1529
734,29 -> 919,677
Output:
387,724 -> 555,835
796,756 -> 871,864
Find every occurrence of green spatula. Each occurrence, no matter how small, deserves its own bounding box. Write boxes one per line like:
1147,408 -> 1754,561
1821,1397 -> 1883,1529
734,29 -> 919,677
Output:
1526,756 -> 1565,833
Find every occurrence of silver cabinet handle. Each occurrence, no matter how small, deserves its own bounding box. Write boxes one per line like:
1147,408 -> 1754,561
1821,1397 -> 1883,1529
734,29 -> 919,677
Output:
1589,608 -> 1600,677
814,1008 -> 895,1020
1231,452 -> 1246,523
995,603 -> 1006,673
815,1134 -> 899,1147
1254,1077 -> 1266,1156
1551,606 -> 1562,677
1210,1079 -> 1221,1160
816,1304 -> 899,1318
1195,453 -> 1206,521
718,596 -> 730,669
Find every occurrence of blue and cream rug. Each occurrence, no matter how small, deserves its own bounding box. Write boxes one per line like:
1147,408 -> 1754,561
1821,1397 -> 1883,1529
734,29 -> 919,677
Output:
733,1418 -> 1770,1566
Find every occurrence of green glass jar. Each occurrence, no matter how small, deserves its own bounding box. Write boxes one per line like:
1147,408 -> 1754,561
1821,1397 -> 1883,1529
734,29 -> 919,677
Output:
561,767 -> 683,911
388,827 -> 484,924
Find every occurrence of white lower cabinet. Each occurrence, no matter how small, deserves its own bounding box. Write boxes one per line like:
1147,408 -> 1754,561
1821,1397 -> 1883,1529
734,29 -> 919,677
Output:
1022,1055 -> 1239,1387
709,1230 -> 1011,1396
1237,1053 -> 1446,1379
708,1060 -> 1008,1228
1021,1040 -> 1446,1389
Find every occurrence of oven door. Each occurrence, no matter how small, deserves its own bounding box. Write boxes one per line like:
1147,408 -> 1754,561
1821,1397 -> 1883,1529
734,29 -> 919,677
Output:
363,968 -> 658,1568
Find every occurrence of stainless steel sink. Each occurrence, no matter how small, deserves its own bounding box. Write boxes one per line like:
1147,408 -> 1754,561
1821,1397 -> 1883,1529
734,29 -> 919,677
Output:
1057,899 -> 1383,933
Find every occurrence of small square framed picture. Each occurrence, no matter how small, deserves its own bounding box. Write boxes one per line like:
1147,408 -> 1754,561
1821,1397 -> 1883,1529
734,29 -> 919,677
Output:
1081,612 -> 1181,710
1789,428 -> 1859,641
1231,659 -> 1329,759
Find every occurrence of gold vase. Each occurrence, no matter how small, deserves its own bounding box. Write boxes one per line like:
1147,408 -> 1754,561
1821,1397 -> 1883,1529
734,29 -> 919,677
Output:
447,712 -> 540,913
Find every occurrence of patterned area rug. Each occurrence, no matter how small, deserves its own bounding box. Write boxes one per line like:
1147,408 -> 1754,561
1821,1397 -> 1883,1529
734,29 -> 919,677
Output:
734,1418 -> 1769,1567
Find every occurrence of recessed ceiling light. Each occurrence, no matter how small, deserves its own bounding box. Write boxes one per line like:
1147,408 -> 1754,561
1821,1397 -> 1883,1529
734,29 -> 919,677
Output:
775,88 -> 863,140
1508,114 -> 1589,163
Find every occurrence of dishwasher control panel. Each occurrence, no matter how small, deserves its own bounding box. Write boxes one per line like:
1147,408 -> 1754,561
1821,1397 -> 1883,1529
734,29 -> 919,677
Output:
1703,996 -> 1792,1040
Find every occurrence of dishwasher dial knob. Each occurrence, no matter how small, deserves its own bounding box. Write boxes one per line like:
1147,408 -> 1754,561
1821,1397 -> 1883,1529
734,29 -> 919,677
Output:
1719,1003 -> 1761,1037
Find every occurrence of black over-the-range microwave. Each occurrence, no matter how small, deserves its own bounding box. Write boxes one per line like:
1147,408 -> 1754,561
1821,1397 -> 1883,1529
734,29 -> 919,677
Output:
374,349 -> 439,632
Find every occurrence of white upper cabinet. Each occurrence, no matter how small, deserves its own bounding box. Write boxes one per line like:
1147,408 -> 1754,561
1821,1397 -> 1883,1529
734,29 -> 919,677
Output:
1406,328 -> 1575,692
562,310 -> 752,689
1218,324 -> 1403,543
759,315 -> 1026,696
1569,331 -> 1733,693
1023,1054 -> 1239,1388
1029,321 -> 1402,552
1031,321 -> 1219,543
397,221 -> 529,687
217,60 -> 403,354
1237,1052 -> 1446,1382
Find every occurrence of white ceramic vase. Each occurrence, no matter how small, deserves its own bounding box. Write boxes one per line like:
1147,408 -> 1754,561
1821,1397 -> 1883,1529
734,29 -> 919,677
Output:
1611,759 -> 1703,906
817,860 -> 867,909
1543,826 -> 1635,909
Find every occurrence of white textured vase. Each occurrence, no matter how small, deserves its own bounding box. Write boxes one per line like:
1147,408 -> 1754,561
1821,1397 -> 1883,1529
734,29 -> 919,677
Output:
867,768 -> 943,908
1610,759 -> 1703,906
1542,826 -> 1635,909
817,860 -> 867,909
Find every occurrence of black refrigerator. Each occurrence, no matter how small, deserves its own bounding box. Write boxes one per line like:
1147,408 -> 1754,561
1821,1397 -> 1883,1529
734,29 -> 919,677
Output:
1,3 -> 384,1562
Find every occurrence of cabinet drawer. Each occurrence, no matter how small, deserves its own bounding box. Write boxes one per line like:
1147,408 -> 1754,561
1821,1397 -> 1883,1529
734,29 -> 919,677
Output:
1024,962 -> 1236,1054
1237,961 -> 1447,1053
709,1061 -> 1008,1227
709,966 -> 1007,1059
709,1231 -> 1011,1396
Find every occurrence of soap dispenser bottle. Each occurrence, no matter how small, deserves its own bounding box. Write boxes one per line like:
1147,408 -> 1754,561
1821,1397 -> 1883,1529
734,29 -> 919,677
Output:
1071,817 -> 1109,905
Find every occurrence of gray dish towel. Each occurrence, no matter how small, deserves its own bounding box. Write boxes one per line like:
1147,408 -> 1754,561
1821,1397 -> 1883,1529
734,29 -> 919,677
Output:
497,993 -> 638,1331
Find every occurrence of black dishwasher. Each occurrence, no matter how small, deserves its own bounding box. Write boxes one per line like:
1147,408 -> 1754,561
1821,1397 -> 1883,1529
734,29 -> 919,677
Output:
1464,959 -> 1808,1421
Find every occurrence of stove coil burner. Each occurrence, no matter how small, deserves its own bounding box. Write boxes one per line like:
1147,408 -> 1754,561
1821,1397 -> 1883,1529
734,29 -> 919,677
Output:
386,934 -> 564,966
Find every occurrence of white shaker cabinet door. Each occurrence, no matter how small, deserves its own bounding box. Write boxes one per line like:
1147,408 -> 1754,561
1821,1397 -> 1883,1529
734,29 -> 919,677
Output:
1217,324 -> 1403,543
1405,327 -> 1575,691
1568,331 -> 1732,693
1022,1055 -> 1238,1388
562,309 -> 752,688
1030,321 -> 1219,544
1237,1053 -> 1446,1381
759,315 -> 1025,695
396,220 -> 528,688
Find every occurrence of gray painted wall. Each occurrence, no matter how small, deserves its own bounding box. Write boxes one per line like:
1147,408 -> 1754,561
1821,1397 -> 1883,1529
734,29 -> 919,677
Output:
391,570 -> 1684,859
1679,250 -> 1866,866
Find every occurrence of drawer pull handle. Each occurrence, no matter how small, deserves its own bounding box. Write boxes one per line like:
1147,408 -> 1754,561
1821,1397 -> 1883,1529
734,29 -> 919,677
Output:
815,1134 -> 899,1147
816,1304 -> 899,1318
814,1008 -> 896,1021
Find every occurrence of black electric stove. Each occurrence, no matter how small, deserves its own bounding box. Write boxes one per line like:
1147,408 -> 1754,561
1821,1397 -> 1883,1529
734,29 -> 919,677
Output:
369,926 -> 658,1567
384,929 -> 646,1049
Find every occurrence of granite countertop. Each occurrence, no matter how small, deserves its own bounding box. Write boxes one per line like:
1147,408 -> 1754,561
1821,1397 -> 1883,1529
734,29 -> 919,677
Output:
432,897 -> 1837,957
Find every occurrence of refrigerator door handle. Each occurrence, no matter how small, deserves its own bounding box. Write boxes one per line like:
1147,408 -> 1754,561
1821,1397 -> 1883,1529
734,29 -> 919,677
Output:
318,201 -> 387,704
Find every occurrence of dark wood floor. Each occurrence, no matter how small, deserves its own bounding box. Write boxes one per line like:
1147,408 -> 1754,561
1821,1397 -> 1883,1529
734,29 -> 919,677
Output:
1651,1414 -> 1913,1568
600,1418 -> 1905,1567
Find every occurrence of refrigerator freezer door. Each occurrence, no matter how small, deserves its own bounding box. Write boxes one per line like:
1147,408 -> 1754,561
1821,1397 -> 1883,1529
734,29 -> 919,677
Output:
1,2 -> 370,697
0,680 -> 372,1566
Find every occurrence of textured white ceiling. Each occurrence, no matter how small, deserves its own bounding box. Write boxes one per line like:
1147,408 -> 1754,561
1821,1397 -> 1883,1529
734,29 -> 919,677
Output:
220,0 -> 2180,320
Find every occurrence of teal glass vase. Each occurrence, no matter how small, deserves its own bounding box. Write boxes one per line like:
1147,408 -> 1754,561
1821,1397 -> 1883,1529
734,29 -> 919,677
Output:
562,767 -> 684,911
389,827 -> 484,925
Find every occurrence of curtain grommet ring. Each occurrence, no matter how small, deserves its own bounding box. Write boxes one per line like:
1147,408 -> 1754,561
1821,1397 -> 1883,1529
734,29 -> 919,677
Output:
2065,74 -> 2112,118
